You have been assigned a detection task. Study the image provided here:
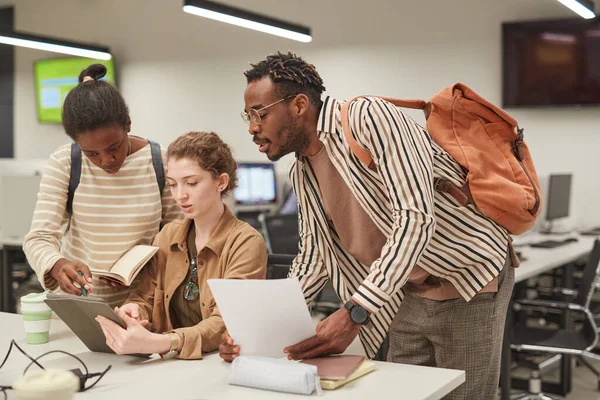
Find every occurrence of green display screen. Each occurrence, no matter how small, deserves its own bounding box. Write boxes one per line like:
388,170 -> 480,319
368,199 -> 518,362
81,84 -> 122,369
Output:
34,58 -> 116,124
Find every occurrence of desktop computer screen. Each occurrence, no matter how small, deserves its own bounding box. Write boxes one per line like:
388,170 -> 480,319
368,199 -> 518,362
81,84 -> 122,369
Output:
234,163 -> 277,205
546,174 -> 572,221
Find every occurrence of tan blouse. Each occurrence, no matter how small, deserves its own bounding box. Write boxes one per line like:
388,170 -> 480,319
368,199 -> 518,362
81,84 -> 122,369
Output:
125,206 -> 267,359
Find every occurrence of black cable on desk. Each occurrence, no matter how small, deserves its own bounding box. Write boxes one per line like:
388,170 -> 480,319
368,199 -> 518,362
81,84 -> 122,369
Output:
0,339 -> 111,394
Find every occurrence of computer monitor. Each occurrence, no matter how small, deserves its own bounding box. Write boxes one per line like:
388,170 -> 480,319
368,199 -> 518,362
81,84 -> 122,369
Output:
546,174 -> 572,221
234,162 -> 277,205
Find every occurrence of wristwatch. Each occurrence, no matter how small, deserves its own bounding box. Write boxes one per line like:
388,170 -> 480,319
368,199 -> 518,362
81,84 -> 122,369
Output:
159,332 -> 180,360
344,301 -> 370,325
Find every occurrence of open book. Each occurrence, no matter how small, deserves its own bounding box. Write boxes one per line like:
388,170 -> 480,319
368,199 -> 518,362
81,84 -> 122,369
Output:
90,245 -> 158,286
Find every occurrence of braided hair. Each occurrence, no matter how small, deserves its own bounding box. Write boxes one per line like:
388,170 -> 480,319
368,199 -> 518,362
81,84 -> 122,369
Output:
244,51 -> 326,108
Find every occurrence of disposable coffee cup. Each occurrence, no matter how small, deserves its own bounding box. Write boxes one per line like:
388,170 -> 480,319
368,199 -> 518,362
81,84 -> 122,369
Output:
20,291 -> 52,344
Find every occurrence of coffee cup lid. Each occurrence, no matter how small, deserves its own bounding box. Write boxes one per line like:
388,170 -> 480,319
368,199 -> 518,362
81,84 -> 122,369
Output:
20,290 -> 50,304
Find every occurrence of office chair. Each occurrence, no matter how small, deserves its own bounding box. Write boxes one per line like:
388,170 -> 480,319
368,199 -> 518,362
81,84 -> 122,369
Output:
266,253 -> 295,280
509,239 -> 600,399
266,252 -> 342,318
310,280 -> 342,318
261,213 -> 341,319
523,257 -> 600,379
261,213 -> 300,254
236,211 -> 265,234
519,262 -> 585,336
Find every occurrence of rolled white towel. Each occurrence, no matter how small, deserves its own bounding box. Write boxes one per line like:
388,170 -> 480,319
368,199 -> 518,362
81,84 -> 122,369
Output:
229,355 -> 322,396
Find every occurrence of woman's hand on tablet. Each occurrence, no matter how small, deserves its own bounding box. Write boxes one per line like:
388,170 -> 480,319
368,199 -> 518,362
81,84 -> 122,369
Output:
115,304 -> 149,327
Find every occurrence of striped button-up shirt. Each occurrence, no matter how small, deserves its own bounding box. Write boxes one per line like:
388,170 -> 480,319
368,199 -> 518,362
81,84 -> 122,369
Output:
288,96 -> 510,358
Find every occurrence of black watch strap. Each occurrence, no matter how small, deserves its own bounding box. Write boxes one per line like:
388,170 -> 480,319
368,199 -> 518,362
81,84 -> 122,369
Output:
344,300 -> 353,312
344,301 -> 370,325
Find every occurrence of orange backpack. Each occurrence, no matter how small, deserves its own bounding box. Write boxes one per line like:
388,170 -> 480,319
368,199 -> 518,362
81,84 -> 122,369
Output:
340,83 -> 542,235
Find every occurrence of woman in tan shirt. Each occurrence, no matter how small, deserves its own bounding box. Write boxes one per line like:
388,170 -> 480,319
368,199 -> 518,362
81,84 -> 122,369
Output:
96,132 -> 267,359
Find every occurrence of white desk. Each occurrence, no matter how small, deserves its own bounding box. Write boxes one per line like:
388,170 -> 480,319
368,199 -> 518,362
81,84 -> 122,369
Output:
0,313 -> 465,399
513,233 -> 597,283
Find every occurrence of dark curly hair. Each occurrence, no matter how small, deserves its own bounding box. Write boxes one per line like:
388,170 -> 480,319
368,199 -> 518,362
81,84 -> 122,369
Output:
62,64 -> 129,139
167,132 -> 238,196
244,51 -> 326,108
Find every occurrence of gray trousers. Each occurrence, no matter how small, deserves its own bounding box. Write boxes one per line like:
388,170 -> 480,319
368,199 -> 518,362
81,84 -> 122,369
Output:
387,258 -> 515,400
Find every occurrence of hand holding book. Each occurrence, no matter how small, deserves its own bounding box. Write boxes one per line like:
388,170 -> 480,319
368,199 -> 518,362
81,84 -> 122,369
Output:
90,245 -> 159,287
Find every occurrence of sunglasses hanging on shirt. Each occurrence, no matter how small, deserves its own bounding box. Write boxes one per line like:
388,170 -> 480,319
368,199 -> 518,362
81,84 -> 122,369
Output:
184,257 -> 200,301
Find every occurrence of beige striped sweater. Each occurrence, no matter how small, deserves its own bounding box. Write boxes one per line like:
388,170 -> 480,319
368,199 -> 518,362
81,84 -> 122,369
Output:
23,142 -> 183,307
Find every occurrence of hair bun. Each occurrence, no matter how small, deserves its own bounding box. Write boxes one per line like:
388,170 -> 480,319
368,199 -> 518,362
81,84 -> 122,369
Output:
78,64 -> 107,83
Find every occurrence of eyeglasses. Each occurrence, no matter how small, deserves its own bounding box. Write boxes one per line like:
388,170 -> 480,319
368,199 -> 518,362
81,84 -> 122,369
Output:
183,257 -> 199,301
241,94 -> 297,125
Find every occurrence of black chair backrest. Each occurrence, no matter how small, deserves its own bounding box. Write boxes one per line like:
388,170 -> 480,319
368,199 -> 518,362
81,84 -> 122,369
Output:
236,211 -> 265,234
267,253 -> 295,279
263,214 -> 300,254
576,239 -> 600,307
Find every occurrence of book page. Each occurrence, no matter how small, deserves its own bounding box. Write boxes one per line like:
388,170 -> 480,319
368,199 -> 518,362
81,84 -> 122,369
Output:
91,271 -> 126,285
100,245 -> 158,286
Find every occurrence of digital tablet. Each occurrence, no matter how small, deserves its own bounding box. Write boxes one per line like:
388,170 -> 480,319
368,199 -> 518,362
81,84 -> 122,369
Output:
44,293 -> 128,354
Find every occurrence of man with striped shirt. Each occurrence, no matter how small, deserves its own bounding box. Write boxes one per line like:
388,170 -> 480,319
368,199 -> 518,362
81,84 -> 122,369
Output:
235,52 -> 515,399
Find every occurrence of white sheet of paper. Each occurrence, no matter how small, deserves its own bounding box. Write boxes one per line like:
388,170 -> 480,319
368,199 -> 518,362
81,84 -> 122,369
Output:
208,278 -> 315,358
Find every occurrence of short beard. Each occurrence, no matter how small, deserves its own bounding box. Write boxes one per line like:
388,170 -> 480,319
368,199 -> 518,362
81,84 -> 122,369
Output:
268,118 -> 310,161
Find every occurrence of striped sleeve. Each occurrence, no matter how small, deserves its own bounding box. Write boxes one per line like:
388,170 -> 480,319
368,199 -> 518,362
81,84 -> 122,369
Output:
159,148 -> 184,226
349,98 -> 437,314
23,146 -> 71,290
287,166 -> 329,306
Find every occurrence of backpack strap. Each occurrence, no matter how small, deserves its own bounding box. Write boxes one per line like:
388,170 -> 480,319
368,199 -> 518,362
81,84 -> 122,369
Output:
341,97 -> 375,169
433,177 -> 470,206
340,96 -> 427,171
67,141 -> 165,217
149,140 -> 165,194
67,143 -> 82,216
340,96 -> 471,206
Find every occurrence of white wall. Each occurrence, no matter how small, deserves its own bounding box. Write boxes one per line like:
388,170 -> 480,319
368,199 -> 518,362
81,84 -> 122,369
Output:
11,0 -> 600,228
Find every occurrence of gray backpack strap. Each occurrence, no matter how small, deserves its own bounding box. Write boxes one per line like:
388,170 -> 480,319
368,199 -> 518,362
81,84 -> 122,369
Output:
149,140 -> 165,194
67,143 -> 82,216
